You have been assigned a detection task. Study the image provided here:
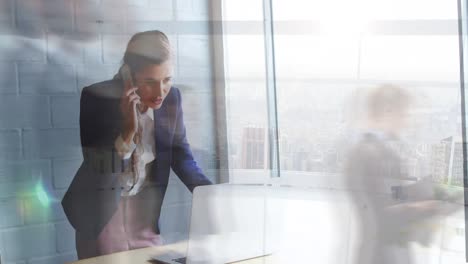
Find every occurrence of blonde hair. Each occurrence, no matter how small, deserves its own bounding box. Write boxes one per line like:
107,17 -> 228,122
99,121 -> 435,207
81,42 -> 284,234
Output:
123,30 -> 172,73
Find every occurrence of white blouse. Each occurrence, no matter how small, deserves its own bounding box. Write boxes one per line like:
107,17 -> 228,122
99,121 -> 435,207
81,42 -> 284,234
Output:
114,109 -> 156,196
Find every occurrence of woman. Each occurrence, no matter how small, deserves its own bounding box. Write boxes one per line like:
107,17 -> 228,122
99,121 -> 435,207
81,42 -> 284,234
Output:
62,30 -> 212,259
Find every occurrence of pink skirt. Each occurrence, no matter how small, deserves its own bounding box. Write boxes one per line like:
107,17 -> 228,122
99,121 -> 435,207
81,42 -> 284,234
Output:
75,187 -> 163,259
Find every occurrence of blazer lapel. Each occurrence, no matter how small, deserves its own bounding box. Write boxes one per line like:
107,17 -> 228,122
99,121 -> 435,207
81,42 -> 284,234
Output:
153,106 -> 170,154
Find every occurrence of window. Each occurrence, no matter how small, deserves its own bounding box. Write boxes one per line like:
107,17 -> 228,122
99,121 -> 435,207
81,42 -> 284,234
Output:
222,0 -> 465,261
223,0 -> 463,185
222,0 -> 272,183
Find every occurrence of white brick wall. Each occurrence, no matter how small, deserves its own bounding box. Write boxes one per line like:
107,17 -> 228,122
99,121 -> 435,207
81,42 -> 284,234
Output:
0,131 -> 21,159
50,96 -> 80,128
23,129 -> 81,159
2,225 -> 56,261
0,34 -> 46,62
0,160 -> 51,185
46,35 -> 102,64
126,6 -> 174,21
178,35 -> 211,67
0,0 -> 216,262
0,63 -> 18,94
18,63 -> 76,94
102,34 -> 131,64
23,196 -> 66,225
0,199 -> 23,228
54,222 -> 76,254
27,253 -> 77,264
16,0 -> 74,33
0,96 -> 50,129
0,0 -> 14,25
52,159 -> 81,190
76,64 -> 117,89
75,2 -> 126,34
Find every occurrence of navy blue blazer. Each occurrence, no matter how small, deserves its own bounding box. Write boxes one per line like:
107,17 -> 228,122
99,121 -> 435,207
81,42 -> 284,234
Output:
62,79 -> 212,239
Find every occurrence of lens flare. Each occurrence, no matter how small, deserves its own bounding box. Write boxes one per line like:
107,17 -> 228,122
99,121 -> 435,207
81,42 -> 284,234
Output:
35,182 -> 51,207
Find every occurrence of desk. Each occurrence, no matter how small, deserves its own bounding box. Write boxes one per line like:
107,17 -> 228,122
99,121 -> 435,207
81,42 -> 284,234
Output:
68,242 -> 277,264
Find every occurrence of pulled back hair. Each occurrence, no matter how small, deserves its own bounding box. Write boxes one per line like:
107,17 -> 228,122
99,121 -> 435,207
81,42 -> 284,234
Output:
122,30 -> 172,74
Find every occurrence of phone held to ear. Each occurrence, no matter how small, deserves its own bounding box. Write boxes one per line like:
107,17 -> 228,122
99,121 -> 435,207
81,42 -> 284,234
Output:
121,64 -> 142,114
121,64 -> 135,90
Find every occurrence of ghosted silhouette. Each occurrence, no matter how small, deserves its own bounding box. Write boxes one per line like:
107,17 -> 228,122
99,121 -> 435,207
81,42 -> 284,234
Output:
345,84 -> 462,264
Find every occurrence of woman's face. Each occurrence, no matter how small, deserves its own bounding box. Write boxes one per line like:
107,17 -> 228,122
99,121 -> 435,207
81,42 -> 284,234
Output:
134,60 -> 173,110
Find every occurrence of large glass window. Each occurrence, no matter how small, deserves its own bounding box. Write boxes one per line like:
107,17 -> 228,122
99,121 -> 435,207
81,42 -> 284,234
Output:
272,0 -> 461,182
223,0 -> 272,183
223,0 -> 465,262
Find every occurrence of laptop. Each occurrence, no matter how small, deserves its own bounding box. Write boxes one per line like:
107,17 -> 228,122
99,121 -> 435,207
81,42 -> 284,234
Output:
151,184 -> 277,264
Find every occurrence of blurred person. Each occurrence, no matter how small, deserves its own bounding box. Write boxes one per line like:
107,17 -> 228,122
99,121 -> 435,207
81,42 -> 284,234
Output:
62,30 -> 212,259
345,84 -> 461,264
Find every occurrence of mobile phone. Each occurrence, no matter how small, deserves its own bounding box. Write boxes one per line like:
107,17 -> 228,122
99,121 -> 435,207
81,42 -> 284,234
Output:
121,64 -> 135,91
121,64 -> 142,113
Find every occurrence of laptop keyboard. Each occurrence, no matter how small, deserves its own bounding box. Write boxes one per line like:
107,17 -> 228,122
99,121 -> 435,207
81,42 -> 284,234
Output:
172,257 -> 187,264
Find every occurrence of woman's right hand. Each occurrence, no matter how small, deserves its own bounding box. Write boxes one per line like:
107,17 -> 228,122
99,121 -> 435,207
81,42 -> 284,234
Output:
120,83 -> 140,144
